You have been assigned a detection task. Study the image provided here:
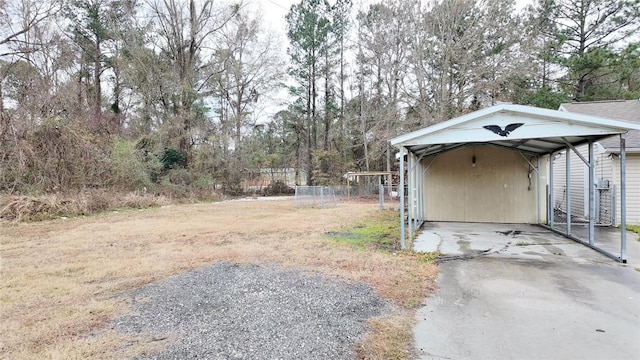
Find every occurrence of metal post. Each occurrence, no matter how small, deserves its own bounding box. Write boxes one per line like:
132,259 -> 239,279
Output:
346,175 -> 350,199
549,152 -> 555,226
588,140 -> 595,246
413,153 -> 418,229
566,146 -> 571,236
537,156 -> 541,224
412,155 -> 420,231
379,179 -> 384,211
399,147 -> 406,250
620,134 -> 627,262
407,153 -> 415,240
418,158 -> 424,224
612,184 -> 617,226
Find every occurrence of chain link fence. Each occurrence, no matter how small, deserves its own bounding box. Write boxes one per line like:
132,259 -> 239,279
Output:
294,186 -> 337,208
551,150 -> 616,228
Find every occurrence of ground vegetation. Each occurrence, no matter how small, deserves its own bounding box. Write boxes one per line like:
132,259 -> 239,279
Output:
0,0 -> 637,207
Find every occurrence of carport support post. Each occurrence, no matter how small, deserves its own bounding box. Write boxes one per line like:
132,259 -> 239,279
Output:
537,156 -> 541,224
418,157 -> 425,226
414,153 -> 421,228
399,147 -> 406,250
588,140 -> 595,246
407,153 -> 413,240
549,152 -> 555,226
566,146 -> 571,236
620,134 -> 627,261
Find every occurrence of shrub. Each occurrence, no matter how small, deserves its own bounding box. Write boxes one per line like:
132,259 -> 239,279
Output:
110,139 -> 162,191
161,148 -> 185,169
25,117 -> 108,192
262,180 -> 295,196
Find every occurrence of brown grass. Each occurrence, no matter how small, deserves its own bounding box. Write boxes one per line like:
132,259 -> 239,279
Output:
0,200 -> 437,359
0,190 -> 174,222
356,314 -> 415,360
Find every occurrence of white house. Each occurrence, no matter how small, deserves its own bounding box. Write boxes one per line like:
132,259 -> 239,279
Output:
557,100 -> 640,225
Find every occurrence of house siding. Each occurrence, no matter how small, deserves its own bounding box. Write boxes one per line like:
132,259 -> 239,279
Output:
551,144 -> 614,223
611,154 -> 640,225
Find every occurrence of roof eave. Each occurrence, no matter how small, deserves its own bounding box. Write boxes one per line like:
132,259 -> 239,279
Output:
390,104 -> 640,149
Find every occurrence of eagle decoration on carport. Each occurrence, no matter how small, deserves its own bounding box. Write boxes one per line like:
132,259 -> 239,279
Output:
483,123 -> 524,137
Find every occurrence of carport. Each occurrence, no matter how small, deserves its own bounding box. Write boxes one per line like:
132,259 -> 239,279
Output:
390,104 -> 640,262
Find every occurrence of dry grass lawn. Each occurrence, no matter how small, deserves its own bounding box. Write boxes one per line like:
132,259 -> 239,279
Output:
0,199 -> 437,359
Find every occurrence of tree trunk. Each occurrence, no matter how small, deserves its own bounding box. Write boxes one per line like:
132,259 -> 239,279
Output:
306,70 -> 314,185
94,38 -> 102,119
360,75 -> 369,172
322,53 -> 331,175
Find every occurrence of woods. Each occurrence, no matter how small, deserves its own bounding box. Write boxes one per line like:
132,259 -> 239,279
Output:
0,0 -> 638,203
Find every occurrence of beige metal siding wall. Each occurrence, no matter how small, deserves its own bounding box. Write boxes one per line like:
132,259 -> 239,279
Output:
422,145 -> 538,223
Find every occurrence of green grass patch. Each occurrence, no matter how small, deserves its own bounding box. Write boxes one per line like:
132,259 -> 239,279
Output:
327,209 -> 401,252
626,225 -> 640,242
415,250 -> 441,264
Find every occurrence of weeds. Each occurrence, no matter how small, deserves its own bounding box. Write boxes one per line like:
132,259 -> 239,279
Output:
327,209 -> 400,252
0,187 -> 226,222
626,225 -> 640,242
416,250 -> 441,263
325,209 -> 438,358
0,191 -> 171,222
356,315 -> 414,360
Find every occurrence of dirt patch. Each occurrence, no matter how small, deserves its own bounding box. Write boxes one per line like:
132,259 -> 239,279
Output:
0,199 -> 437,359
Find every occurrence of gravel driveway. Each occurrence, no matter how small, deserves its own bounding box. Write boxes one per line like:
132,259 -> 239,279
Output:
114,263 -> 390,359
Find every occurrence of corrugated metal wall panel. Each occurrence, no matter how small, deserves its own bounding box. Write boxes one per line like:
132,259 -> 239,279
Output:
422,145 -> 538,223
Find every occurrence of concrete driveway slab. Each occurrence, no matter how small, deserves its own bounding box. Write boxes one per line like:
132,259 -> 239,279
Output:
414,222 -> 640,360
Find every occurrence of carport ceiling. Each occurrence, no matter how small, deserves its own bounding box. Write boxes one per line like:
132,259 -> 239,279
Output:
391,104 -> 640,157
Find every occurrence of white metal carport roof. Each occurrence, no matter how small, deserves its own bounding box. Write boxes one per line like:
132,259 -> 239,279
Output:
390,104 -> 640,263
391,104 -> 640,157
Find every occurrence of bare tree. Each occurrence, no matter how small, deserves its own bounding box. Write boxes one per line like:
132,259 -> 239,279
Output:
356,0 -> 414,171
208,7 -> 285,191
407,0 -> 523,123
148,0 -> 237,164
0,0 -> 61,53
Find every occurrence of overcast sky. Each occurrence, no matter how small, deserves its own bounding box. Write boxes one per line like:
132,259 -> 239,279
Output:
247,0 -> 534,120
251,0 -> 534,51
